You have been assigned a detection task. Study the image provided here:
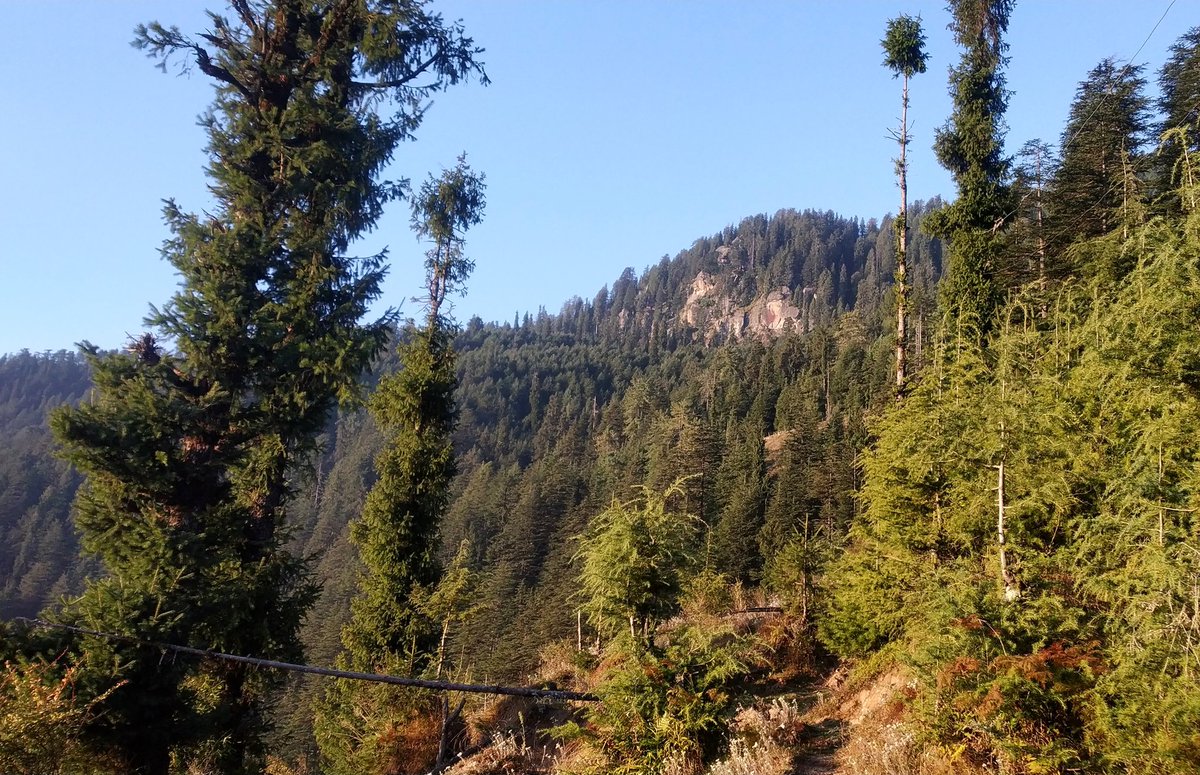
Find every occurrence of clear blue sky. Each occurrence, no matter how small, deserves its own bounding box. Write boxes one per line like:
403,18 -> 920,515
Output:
0,1 -> 1193,355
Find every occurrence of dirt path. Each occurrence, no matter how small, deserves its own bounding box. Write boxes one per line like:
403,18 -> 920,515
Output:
792,716 -> 842,775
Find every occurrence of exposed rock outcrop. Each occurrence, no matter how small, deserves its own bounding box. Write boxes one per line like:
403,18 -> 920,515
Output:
680,272 -> 803,341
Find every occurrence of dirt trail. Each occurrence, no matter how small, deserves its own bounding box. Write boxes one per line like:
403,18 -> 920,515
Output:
788,664 -> 914,775
792,717 -> 842,774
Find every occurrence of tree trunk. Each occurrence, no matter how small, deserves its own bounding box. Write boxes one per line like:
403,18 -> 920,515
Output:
434,694 -> 466,774
436,618 -> 450,679
996,455 -> 1018,601
896,73 -> 911,394
1033,143 -> 1048,315
216,664 -> 253,775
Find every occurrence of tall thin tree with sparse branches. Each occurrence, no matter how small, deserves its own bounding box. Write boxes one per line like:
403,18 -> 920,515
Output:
882,13 -> 928,393
317,156 -> 485,775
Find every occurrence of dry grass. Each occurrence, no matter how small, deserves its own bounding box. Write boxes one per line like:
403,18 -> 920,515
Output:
382,709 -> 445,774
707,698 -> 806,775
534,640 -> 596,692
750,615 -> 820,684
465,692 -> 577,752
837,720 -> 924,775
265,755 -> 312,775
707,737 -> 793,775
813,661 -> 994,775
453,643 -> 588,775
443,729 -> 575,775
836,718 -> 993,775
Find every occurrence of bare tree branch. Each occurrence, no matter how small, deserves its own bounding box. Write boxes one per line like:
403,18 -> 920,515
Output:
352,50 -> 441,91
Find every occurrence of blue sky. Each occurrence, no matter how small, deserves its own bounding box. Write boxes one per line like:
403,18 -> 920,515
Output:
1,0 -> 1194,355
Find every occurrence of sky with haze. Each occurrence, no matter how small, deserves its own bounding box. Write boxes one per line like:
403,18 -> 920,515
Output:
1,0 -> 1194,355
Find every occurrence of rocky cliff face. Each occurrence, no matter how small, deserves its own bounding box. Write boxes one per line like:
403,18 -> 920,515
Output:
681,271 -> 803,341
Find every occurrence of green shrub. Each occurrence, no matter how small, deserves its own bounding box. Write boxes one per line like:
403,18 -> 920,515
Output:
558,626 -> 747,775
0,659 -> 121,774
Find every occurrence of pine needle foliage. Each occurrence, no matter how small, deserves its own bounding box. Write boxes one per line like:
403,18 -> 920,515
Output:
827,165 -> 1200,771
49,3 -> 485,772
926,0 -> 1017,334
344,158 -> 483,668
1049,58 -> 1151,269
576,480 -> 701,642
564,482 -> 749,775
317,158 -> 484,775
882,15 -> 929,81
1154,27 -> 1200,212
0,660 -> 122,775
566,626 -> 748,775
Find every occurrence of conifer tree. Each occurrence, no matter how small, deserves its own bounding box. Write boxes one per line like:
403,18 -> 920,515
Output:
926,0 -> 1016,333
1049,58 -> 1150,269
578,481 -> 700,643
825,160 -> 1200,766
882,13 -> 928,392
1154,27 -> 1200,212
711,426 -> 767,581
316,158 -> 484,775
1070,182 -> 1200,771
50,4 -> 485,773
343,156 -> 484,669
1008,139 -> 1054,290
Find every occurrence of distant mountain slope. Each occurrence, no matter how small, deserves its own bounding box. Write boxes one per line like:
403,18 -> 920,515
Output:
0,203 -> 942,672
1,205 -> 944,758
0,350 -> 92,618
284,204 -> 944,677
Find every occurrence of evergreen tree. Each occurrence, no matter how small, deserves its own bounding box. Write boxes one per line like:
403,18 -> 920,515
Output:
1049,58 -> 1150,271
317,158 -> 485,774
926,0 -> 1016,333
1154,27 -> 1200,212
50,4 -> 485,773
342,156 -> 485,669
578,481 -> 700,643
1007,139 -> 1054,290
711,426 -> 768,581
1070,186 -> 1200,772
825,157 -> 1200,768
645,402 -> 719,523
882,13 -> 929,392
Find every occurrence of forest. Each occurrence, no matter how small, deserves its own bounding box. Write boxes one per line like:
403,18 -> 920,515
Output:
3,1 -> 1200,774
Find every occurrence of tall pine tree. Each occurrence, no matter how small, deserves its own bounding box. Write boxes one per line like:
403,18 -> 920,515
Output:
882,13 -> 928,392
317,157 -> 485,775
51,4 -> 485,773
343,156 -> 485,669
1049,57 -> 1150,272
926,0 -> 1016,333
1155,27 -> 1200,212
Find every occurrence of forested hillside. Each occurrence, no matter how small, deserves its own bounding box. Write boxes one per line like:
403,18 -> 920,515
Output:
6,2 -> 1200,774
288,203 -> 945,679
0,203 -> 942,653
0,202 -> 945,763
0,351 -> 91,618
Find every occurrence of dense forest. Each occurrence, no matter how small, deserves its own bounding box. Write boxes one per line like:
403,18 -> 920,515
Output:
4,1 -> 1200,774
0,352 -> 92,619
